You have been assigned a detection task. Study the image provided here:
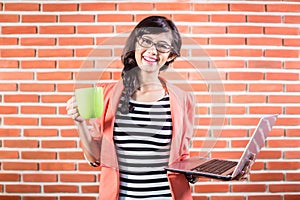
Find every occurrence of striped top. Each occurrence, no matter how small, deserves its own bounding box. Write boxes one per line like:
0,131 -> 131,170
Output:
113,95 -> 173,200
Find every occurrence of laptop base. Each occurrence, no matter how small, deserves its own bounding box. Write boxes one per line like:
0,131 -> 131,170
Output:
165,157 -> 237,181
165,166 -> 233,181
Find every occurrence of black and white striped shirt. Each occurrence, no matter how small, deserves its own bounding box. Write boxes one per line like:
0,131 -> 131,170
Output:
113,95 -> 173,200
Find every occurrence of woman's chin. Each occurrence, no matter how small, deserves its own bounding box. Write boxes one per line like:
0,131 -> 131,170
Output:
140,65 -> 160,73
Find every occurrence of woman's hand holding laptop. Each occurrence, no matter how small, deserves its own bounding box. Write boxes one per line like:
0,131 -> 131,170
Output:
233,153 -> 255,181
185,153 -> 255,184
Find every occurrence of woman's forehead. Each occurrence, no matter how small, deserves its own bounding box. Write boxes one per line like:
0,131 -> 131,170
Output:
142,32 -> 172,42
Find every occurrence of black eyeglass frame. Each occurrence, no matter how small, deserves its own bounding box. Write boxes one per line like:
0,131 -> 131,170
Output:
136,36 -> 173,53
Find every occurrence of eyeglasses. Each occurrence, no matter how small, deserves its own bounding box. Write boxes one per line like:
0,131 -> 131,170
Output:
137,36 -> 173,53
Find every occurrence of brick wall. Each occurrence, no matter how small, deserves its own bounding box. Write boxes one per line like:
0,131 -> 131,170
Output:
0,1 -> 299,200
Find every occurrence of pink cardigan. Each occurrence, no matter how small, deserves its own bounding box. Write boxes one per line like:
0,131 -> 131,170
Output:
91,78 -> 195,200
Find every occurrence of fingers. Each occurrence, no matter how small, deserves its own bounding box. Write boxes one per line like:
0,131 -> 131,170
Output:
242,159 -> 251,171
233,154 -> 255,181
247,154 -> 255,166
66,96 -> 77,110
66,104 -> 78,116
186,174 -> 198,184
66,96 -> 78,115
67,108 -> 79,119
249,153 -> 255,160
236,159 -> 253,181
66,96 -> 84,123
234,170 -> 249,181
234,171 -> 243,181
239,171 -> 248,181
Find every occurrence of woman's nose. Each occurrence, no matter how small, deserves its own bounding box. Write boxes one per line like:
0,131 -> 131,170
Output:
147,44 -> 158,55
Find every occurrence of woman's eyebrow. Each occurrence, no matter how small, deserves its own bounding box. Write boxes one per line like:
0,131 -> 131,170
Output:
141,35 -> 152,39
142,36 -> 171,44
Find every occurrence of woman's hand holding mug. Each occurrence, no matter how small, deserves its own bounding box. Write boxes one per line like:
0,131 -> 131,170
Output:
66,96 -> 84,123
66,87 -> 104,123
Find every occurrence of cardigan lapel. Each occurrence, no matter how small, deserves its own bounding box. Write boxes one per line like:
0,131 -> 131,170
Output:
108,80 -> 124,115
164,81 -> 185,165
101,80 -> 123,169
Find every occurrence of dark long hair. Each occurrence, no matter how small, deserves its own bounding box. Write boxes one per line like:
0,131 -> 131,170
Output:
120,16 -> 182,114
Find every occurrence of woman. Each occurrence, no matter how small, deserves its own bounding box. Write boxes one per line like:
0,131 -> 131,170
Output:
66,16 -> 250,200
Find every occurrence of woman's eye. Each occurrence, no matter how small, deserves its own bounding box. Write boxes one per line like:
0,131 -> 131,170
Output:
157,43 -> 170,49
142,38 -> 152,45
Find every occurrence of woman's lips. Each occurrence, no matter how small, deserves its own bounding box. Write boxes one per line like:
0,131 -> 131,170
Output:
143,56 -> 158,64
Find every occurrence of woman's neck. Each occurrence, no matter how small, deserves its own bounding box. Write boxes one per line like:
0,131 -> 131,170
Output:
138,71 -> 162,88
138,77 -> 163,92
139,82 -> 163,92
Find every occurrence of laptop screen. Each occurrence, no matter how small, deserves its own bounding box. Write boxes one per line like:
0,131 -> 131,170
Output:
231,114 -> 278,178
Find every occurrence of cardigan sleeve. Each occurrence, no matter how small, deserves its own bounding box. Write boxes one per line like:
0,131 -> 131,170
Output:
82,82 -> 120,167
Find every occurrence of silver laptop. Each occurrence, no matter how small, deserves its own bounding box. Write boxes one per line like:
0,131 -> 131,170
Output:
165,114 -> 278,181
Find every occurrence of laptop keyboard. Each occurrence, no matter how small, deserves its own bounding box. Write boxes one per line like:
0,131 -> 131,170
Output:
192,159 -> 238,175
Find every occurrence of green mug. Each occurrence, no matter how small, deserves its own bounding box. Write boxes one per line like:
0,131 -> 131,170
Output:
75,87 -> 104,119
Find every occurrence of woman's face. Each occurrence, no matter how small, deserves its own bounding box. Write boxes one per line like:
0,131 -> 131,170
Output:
135,32 -> 175,73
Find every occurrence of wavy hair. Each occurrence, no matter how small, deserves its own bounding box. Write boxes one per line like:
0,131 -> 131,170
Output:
120,16 -> 182,114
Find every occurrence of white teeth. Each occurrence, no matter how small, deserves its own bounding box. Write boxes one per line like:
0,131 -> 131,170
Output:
143,56 -> 157,62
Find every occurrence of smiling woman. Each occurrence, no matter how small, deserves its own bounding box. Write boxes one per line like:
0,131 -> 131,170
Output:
113,18 -> 186,199
67,15 -> 194,200
66,15 -> 254,200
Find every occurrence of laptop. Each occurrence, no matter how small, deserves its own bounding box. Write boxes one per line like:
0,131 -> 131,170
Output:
165,114 -> 278,181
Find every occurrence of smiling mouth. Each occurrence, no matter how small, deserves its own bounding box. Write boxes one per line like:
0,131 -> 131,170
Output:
143,56 -> 158,63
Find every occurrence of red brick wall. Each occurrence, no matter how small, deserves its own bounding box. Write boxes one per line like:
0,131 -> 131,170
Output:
0,1 -> 299,200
